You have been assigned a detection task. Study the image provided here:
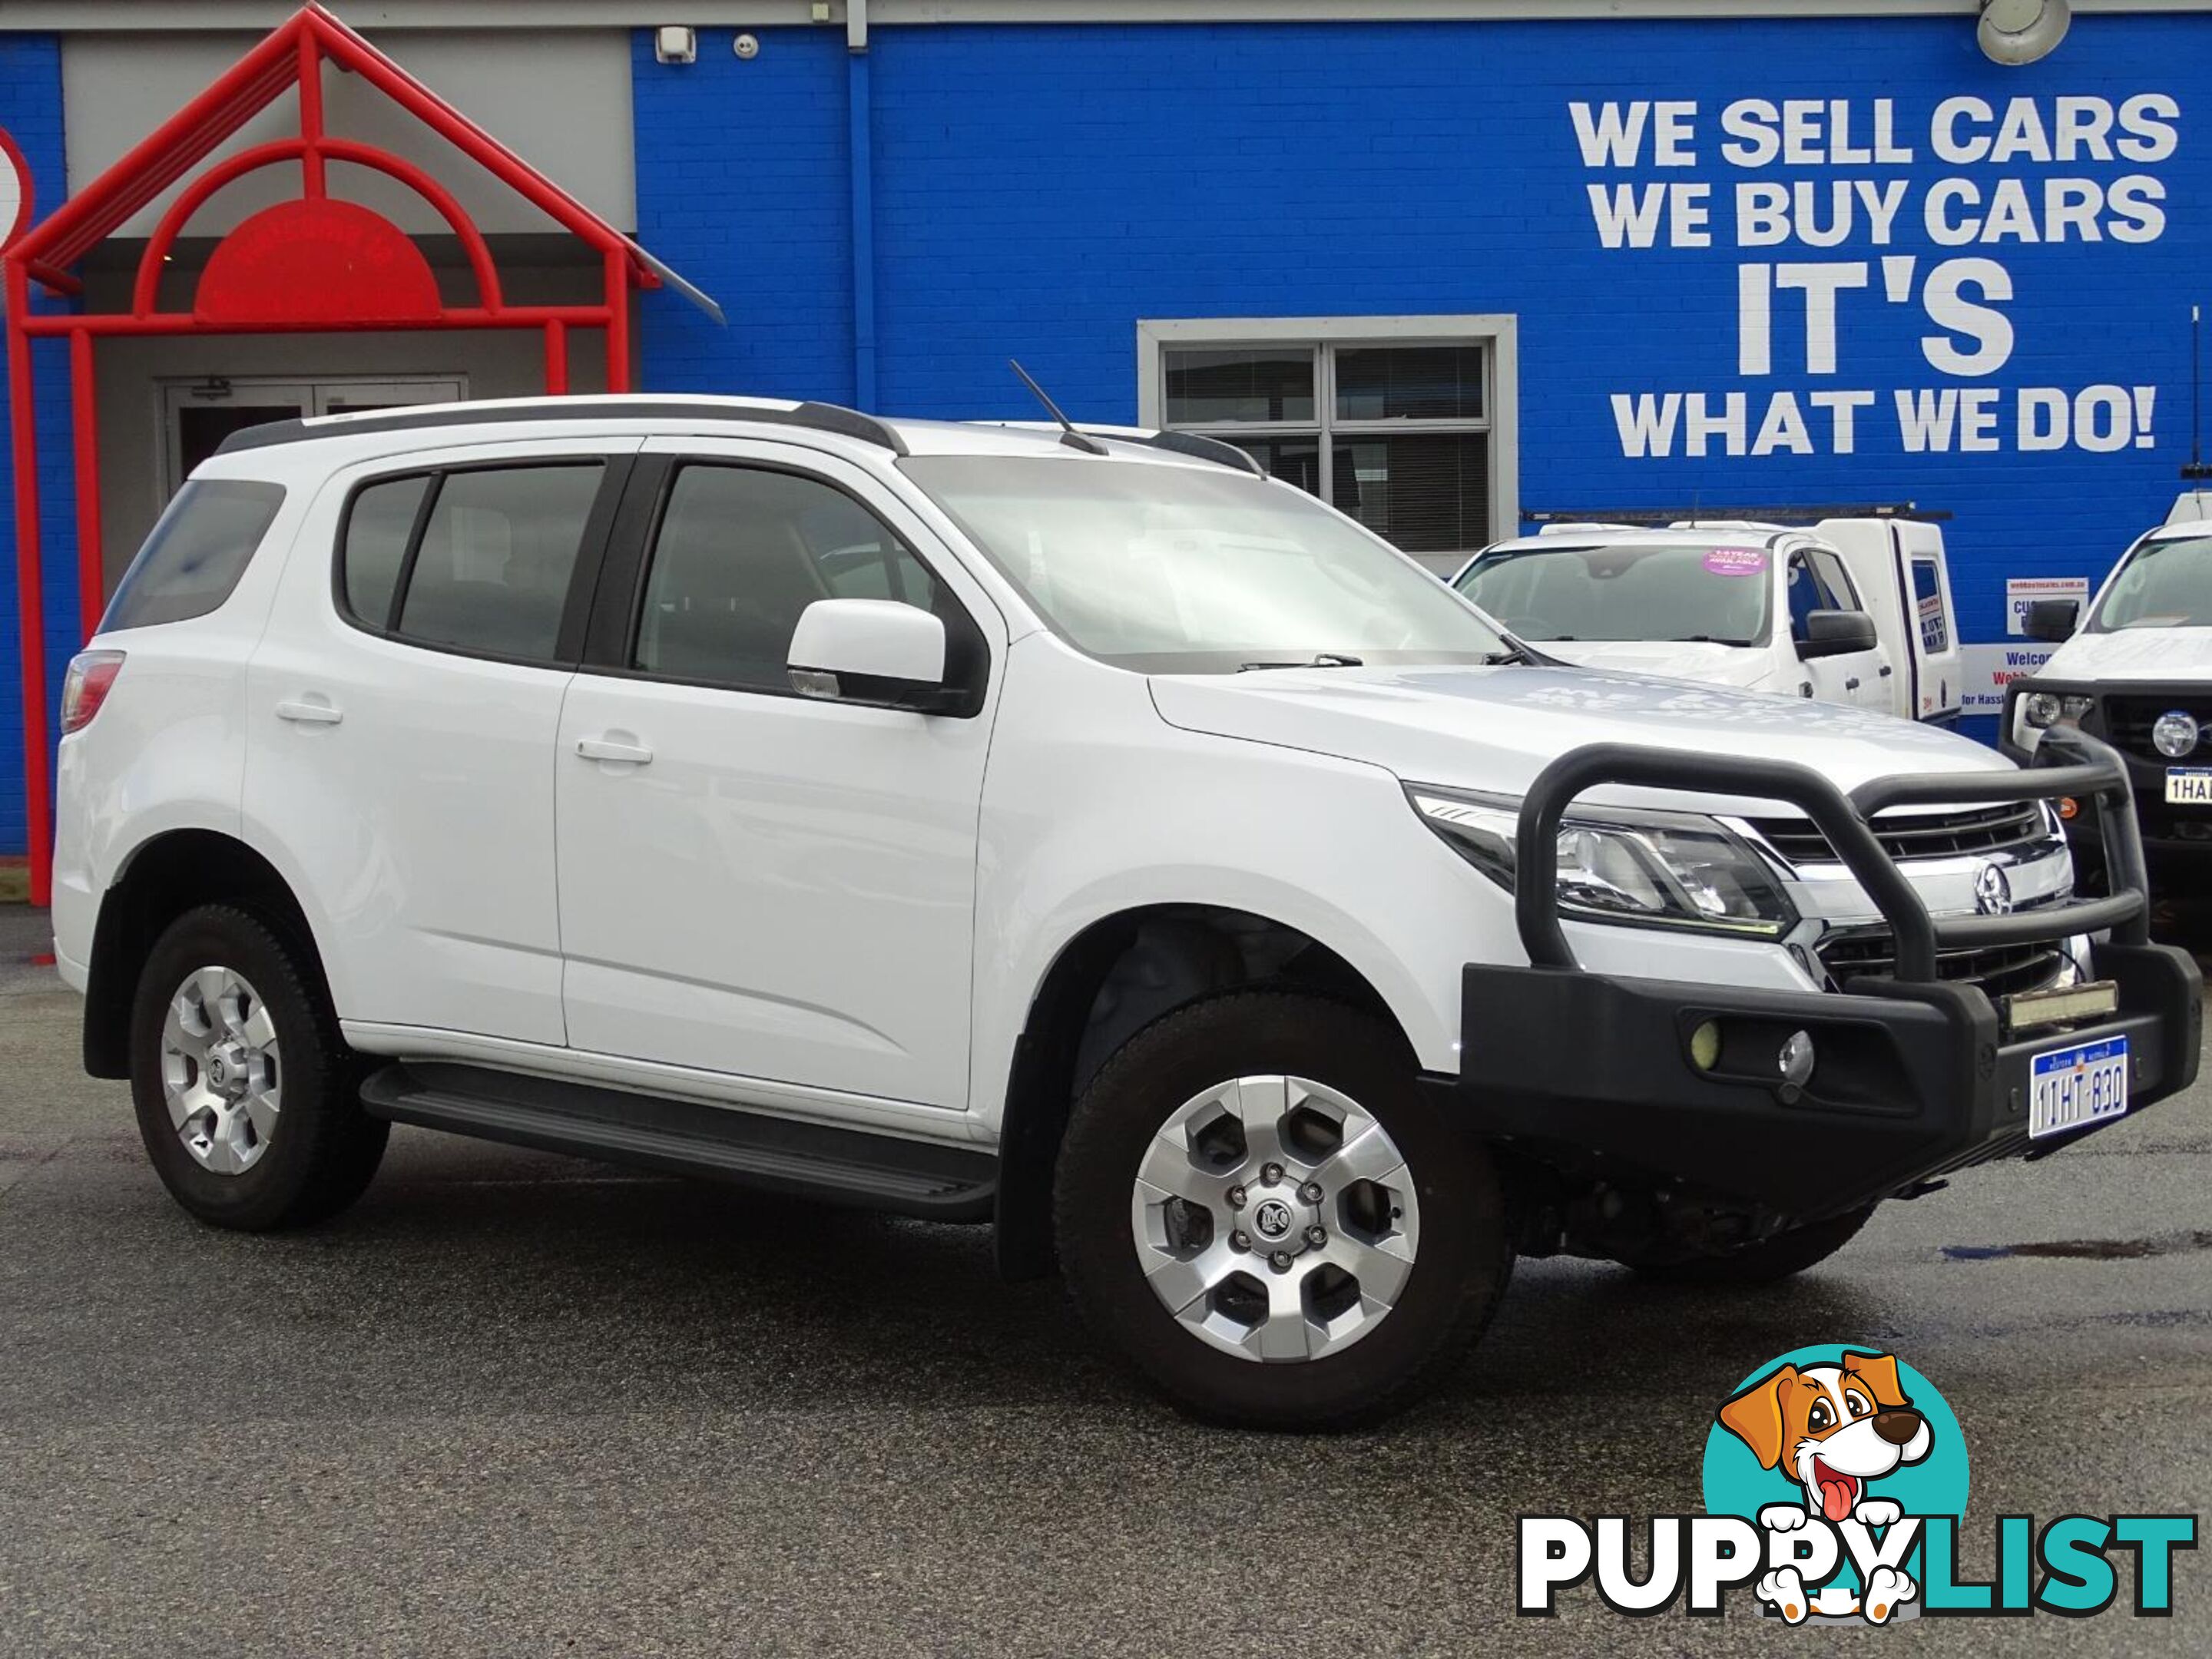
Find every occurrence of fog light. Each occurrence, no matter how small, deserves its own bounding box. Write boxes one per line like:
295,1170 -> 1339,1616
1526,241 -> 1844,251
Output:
2023,691 -> 2063,729
1779,1030 -> 1816,1088
2153,709 -> 2200,760
1690,1020 -> 1721,1071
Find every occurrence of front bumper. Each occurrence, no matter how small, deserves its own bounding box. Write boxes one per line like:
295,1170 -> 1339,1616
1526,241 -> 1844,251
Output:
1452,939 -> 2197,1217
1446,728 -> 2201,1219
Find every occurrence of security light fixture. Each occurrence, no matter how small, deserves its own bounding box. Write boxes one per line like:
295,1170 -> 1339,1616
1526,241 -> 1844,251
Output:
1977,0 -> 2071,65
654,26 -> 697,65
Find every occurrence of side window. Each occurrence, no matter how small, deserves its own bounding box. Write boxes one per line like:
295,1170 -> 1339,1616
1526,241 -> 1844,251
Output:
103,479 -> 286,632
381,463 -> 604,661
634,465 -> 940,690
339,474 -> 430,628
1912,557 -> 1952,654
1809,549 -> 1860,611
1785,552 -> 1823,636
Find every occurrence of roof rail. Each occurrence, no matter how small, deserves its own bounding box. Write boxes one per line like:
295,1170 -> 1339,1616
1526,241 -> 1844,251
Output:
1130,430 -> 1266,476
972,419 -> 1267,476
213,397 -> 911,458
1527,502 -> 1950,525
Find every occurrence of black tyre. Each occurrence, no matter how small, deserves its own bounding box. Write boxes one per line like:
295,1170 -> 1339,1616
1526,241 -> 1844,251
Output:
128,904 -> 388,1231
1055,992 -> 1510,1431
1624,1204 -> 1876,1286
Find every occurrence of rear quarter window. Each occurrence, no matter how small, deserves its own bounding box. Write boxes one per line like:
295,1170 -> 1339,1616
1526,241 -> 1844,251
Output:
101,479 -> 286,632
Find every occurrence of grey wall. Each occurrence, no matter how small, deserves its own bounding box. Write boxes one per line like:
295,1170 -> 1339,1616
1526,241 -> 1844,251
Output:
61,28 -> 636,239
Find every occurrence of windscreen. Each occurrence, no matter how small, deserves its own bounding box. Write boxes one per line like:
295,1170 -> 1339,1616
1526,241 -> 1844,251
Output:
901,455 -> 1509,673
2088,534 -> 2212,630
1453,540 -> 1771,646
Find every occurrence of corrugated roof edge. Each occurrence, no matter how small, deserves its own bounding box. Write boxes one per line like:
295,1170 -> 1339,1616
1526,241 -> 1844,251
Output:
211,398 -> 910,458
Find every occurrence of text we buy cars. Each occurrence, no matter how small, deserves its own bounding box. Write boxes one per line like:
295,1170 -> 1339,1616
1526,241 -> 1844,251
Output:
1575,91 -> 2180,462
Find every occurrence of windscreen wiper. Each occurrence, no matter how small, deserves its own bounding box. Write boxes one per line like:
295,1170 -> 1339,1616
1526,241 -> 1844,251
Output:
1237,653 -> 1366,672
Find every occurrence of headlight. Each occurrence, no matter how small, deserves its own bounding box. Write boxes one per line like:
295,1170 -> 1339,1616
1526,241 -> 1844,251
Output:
2022,691 -> 2093,730
1406,784 -> 1796,938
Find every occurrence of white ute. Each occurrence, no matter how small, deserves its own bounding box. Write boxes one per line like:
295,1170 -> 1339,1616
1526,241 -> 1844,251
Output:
2005,491 -> 2212,884
1452,515 -> 1963,721
51,397 -> 2196,1429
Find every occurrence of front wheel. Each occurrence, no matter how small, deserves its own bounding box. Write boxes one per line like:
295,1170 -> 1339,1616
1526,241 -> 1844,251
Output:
1055,993 -> 1510,1430
128,904 -> 389,1231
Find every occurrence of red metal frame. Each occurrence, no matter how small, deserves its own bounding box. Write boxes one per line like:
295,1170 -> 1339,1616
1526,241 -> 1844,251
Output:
2,4 -> 664,904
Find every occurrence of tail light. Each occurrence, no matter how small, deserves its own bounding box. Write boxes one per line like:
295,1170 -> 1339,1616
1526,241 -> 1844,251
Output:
61,650 -> 126,734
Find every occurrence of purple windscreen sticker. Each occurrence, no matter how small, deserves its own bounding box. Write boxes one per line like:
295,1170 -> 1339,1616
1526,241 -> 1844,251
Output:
1701,547 -> 1768,577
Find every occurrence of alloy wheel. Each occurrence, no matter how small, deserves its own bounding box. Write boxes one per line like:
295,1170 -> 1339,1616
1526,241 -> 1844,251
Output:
160,965 -> 283,1175
1128,1074 -> 1421,1363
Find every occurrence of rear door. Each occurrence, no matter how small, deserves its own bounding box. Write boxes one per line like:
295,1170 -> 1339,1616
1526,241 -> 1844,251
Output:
244,439 -> 637,1044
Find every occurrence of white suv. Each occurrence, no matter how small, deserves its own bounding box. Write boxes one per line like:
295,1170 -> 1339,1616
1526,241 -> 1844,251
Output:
52,396 -> 2198,1429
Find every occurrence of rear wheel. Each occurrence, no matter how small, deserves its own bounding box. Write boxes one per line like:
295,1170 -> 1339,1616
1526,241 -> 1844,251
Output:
128,904 -> 387,1231
1055,993 -> 1510,1430
1623,1204 -> 1876,1286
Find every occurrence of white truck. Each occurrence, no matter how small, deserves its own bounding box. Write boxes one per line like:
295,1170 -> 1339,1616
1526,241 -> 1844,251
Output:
51,399 -> 2195,1429
2005,490 -> 2212,884
1452,513 -> 1964,723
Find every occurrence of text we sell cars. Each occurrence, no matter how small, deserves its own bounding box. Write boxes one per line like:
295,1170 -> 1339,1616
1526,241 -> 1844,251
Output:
1576,89 -> 2181,461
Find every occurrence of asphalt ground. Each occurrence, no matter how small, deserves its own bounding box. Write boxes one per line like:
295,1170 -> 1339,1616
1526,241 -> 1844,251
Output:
1,903 -> 2207,1657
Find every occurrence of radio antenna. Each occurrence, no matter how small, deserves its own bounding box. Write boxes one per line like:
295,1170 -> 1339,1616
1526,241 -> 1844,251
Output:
1009,359 -> 1109,455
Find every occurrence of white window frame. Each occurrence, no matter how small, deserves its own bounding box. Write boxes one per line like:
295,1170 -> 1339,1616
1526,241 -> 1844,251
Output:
1136,314 -> 1518,566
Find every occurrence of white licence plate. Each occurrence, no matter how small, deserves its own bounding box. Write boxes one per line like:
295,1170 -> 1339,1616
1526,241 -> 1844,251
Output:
2166,767 -> 2212,805
2028,1036 -> 2130,1141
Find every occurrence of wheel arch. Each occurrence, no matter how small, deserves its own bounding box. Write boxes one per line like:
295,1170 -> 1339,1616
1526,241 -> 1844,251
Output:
82,829 -> 331,1079
992,901 -> 1413,1282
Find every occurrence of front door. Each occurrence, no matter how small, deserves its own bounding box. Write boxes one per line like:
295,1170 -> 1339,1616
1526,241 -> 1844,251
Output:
555,439 -> 1003,1108
1786,547 -> 1886,710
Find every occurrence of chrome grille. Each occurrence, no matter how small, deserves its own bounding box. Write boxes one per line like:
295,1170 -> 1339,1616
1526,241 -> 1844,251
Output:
1817,930 -> 2064,1001
1747,802 -> 2048,866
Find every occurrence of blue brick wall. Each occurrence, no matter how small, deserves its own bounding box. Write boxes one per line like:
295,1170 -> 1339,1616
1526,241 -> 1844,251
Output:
634,28 -> 855,402
0,33 -> 78,860
635,12 -> 2212,740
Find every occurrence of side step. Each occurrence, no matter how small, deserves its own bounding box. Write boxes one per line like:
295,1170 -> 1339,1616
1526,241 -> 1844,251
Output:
359,1061 -> 996,1221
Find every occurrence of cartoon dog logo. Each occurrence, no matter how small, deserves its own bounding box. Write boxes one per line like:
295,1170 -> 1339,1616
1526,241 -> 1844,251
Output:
1717,1350 -> 1933,1624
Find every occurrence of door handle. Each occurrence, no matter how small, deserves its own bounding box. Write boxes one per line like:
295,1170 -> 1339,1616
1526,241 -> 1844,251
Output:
1844,677 -> 1862,691
274,699 -> 343,726
1879,665 -> 1894,677
575,735 -> 654,765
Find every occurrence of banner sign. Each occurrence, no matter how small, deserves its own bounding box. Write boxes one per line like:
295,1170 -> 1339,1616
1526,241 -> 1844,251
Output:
2005,575 -> 2091,634
1962,641 -> 2057,714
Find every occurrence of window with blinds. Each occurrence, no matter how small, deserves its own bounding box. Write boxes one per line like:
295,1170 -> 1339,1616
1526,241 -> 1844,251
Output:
1161,340 -> 1495,556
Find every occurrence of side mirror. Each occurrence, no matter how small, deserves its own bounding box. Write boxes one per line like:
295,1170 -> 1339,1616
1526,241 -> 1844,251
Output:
787,598 -> 953,711
2025,598 -> 2079,642
1795,608 -> 1879,659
